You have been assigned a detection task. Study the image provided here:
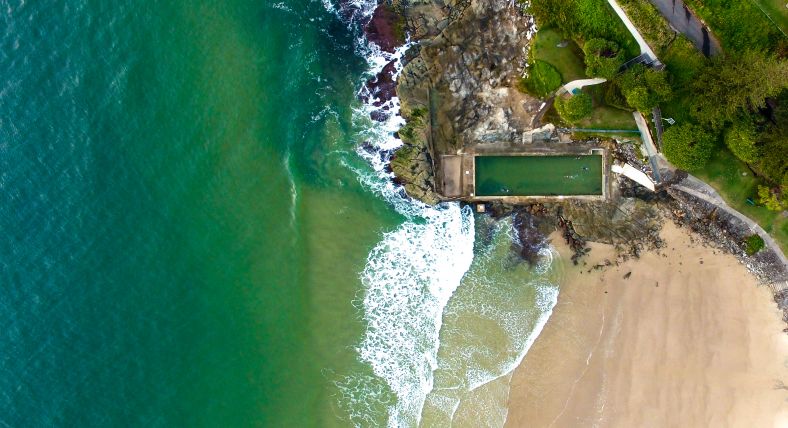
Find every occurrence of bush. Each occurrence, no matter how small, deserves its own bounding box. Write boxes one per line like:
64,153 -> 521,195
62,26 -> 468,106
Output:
744,234 -> 765,255
757,186 -> 787,211
662,124 -> 716,170
521,60 -> 563,97
583,38 -> 625,79
555,91 -> 593,123
617,0 -> 675,53
682,0 -> 782,53
724,120 -> 758,164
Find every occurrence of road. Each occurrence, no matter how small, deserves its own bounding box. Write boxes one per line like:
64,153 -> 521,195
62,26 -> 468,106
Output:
648,0 -> 722,56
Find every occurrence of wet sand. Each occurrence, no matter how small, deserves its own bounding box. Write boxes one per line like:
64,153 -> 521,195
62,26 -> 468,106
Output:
506,222 -> 788,428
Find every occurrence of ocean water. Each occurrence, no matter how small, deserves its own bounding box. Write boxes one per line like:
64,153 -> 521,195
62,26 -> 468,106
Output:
0,1 -> 561,426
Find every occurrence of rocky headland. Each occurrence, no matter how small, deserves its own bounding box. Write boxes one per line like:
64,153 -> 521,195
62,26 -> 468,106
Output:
361,0 -> 788,321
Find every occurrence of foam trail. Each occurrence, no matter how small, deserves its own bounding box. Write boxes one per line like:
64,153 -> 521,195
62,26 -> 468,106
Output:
321,1 -> 479,425
359,204 -> 474,426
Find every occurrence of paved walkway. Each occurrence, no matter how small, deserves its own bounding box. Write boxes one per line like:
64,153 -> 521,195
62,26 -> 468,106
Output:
607,0 -> 659,62
672,179 -> 788,269
561,78 -> 607,94
648,0 -> 721,56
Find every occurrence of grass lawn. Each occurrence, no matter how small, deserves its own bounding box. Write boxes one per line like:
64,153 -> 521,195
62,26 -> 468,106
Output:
544,83 -> 638,137
576,105 -> 638,130
531,28 -> 586,83
693,148 -> 788,253
752,0 -> 788,35
576,84 -> 638,130
683,0 -> 784,52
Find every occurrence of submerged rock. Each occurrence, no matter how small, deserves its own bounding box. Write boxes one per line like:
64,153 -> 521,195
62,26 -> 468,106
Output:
512,210 -> 551,266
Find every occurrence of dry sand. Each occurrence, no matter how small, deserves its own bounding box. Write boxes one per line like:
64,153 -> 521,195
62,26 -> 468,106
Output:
506,222 -> 788,428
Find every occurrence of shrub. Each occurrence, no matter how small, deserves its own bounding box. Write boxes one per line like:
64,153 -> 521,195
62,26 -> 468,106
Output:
662,124 -> 715,170
757,186 -> 787,211
744,234 -> 765,255
682,0 -> 782,53
521,60 -> 563,98
583,38 -> 625,79
617,0 -> 675,52
555,91 -> 593,123
724,120 -> 758,164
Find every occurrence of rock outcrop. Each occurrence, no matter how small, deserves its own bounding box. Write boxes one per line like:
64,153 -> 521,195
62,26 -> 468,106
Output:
384,0 -> 539,204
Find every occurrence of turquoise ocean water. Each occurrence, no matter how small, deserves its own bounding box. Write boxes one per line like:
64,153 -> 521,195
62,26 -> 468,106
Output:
0,1 -> 562,426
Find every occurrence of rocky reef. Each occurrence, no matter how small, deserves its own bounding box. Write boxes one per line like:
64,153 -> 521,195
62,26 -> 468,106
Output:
363,0 -> 538,204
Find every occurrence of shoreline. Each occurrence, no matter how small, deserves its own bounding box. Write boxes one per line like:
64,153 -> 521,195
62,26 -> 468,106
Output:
505,221 -> 788,427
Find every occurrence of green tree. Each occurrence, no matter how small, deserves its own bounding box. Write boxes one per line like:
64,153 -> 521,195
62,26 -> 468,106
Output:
616,65 -> 671,112
555,91 -> 593,123
643,69 -> 672,102
662,124 -> 715,170
756,129 -> 788,185
622,85 -> 655,112
583,38 -> 625,79
690,51 -> 788,128
724,120 -> 758,163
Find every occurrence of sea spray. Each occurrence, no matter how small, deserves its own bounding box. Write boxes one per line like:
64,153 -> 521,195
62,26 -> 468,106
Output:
321,0 -> 480,424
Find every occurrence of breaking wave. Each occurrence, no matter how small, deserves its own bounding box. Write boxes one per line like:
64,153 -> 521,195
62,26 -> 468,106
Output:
323,0 -> 562,426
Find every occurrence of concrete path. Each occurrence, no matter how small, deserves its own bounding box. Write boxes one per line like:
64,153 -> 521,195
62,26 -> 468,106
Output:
561,78 -> 607,94
612,163 -> 656,191
607,0 -> 659,61
647,0 -> 721,56
672,180 -> 788,269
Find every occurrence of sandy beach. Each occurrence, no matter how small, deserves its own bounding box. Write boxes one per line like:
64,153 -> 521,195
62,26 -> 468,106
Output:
506,222 -> 788,428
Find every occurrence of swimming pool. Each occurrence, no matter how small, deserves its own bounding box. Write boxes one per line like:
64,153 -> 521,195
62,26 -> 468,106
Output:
474,155 -> 604,196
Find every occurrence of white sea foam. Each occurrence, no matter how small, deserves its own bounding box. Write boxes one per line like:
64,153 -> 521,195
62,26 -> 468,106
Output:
328,2 -> 560,426
358,204 -> 475,426
322,2 -> 477,425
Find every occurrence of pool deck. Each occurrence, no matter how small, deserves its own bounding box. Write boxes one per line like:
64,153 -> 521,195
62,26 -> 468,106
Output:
438,139 -> 612,202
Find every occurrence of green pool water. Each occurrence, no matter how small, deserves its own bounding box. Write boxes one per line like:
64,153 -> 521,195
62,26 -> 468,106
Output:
475,155 -> 603,196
